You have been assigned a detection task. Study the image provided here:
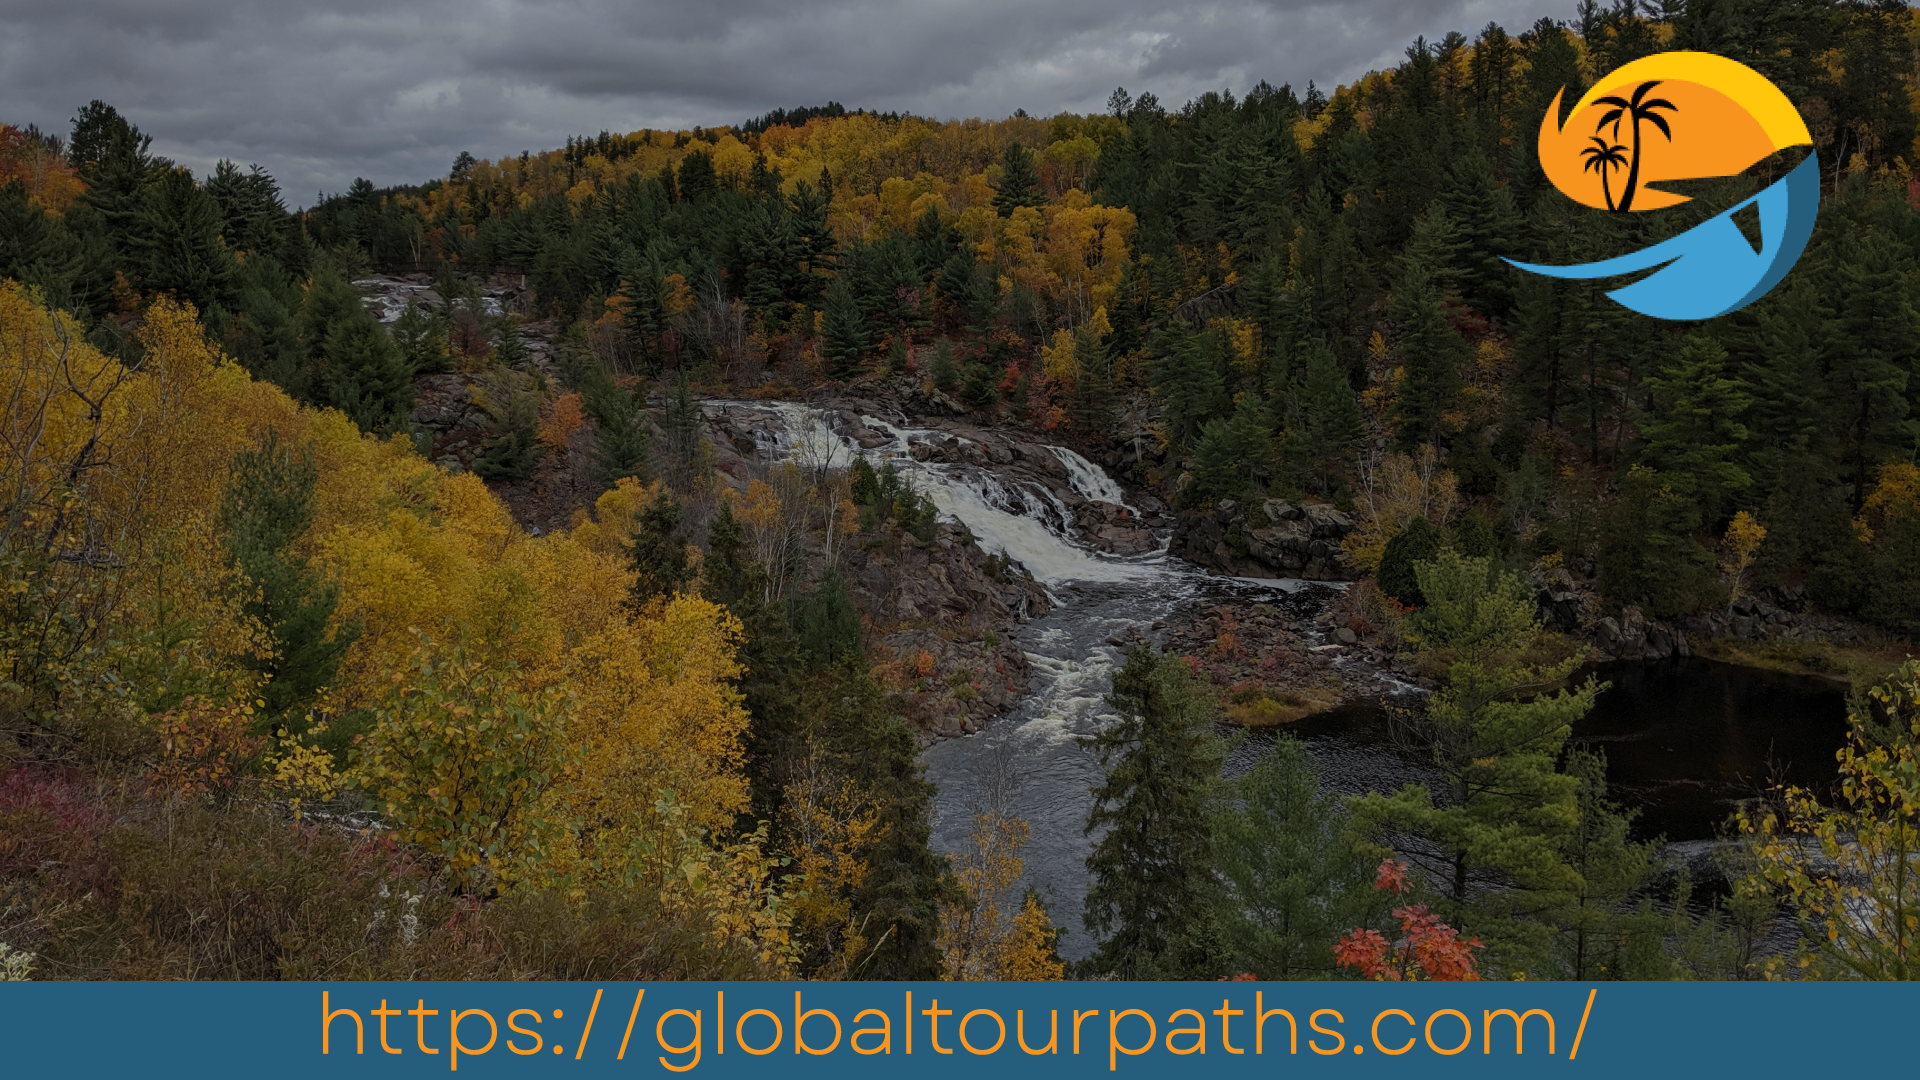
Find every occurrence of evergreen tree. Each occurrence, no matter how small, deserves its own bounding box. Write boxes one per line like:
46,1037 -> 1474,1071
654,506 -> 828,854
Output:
1548,747 -> 1670,980
1597,465 -> 1718,618
1350,550 -> 1602,972
820,275 -> 869,380
959,356 -> 1000,411
580,366 -> 651,485
790,570 -> 864,669
1081,645 -> 1226,979
1068,322 -> 1117,436
131,166 -> 236,316
323,314 -> 413,433
991,143 -> 1045,216
1283,337 -> 1362,494
219,432 -> 361,738
1376,515 -> 1443,606
391,299 -> 449,376
68,101 -> 160,275
1189,393 -> 1268,504
1211,736 -> 1384,979
657,371 -> 708,493
1154,324 -> 1230,446
0,180 -> 84,306
928,337 -> 961,393
934,247 -> 977,332
629,487 -> 693,606
786,179 -> 836,305
1826,229 -> 1918,506
676,149 -> 719,202
225,256 -> 304,394
1388,214 -> 1468,450
1639,333 -> 1753,520
297,268 -> 412,429
203,159 -> 292,262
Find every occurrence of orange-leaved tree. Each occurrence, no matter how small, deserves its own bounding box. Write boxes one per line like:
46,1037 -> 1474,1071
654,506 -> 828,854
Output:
1333,859 -> 1484,981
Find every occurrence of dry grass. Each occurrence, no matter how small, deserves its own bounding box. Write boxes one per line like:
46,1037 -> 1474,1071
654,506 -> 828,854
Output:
1223,681 -> 1343,727
0,765 -> 779,981
1688,635 -> 1911,691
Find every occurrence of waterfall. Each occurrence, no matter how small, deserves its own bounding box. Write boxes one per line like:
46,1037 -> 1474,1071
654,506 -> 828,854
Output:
721,401 -> 1159,585
1049,446 -> 1139,515
708,397 -> 1323,961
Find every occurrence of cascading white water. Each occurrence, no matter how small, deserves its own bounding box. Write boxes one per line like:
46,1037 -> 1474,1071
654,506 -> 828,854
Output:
710,397 -> 1316,959
1049,445 -> 1139,515
725,400 -> 1157,585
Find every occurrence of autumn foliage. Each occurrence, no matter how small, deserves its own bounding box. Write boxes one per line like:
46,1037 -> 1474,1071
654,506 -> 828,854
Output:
1333,859 -> 1483,981
0,282 -> 791,976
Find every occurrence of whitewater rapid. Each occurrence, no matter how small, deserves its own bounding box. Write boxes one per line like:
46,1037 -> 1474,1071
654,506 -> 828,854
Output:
723,399 -> 1319,957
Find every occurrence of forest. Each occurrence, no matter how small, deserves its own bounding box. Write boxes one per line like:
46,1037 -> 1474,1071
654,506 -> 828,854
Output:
2,0 -> 1918,982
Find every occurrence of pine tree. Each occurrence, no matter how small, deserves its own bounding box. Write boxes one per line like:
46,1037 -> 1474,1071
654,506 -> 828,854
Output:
1189,393 -> 1268,504
657,371 -> 708,493
219,433 -> 361,738
1549,747 -> 1669,980
1081,645 -> 1226,979
68,101 -> 160,273
820,274 -> 869,380
1069,322 -> 1116,436
1388,215 -> 1468,450
959,356 -> 1000,411
676,149 -> 718,202
629,487 -> 693,607
928,337 -> 961,393
1349,550 -> 1603,971
1640,333 -> 1753,520
297,267 -> 410,426
391,299 -> 449,376
322,314 -> 413,433
1210,735 -> 1383,979
131,166 -> 236,317
1376,515 -> 1443,606
203,159 -> 291,262
0,180 -> 84,305
1154,324 -> 1230,447
991,143 -> 1045,216
934,247 -> 976,332
786,179 -> 835,305
1283,337 -> 1362,494
1597,464 -> 1719,618
1827,229 -> 1918,506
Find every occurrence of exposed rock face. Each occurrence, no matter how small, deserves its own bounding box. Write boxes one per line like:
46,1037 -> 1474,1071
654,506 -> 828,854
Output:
880,629 -> 1032,740
1159,592 -> 1428,711
1593,606 -> 1692,661
1531,567 -> 1858,661
1171,498 -> 1357,581
410,373 -> 496,473
839,521 -> 1051,631
1678,587 -> 1858,645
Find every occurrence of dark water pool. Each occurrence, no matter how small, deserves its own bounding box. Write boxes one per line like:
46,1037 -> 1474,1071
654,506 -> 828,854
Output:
1570,658 -> 1849,841
1288,658 -> 1850,843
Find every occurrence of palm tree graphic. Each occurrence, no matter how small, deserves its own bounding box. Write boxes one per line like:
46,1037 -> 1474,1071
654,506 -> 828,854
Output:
1581,136 -> 1630,211
1593,80 -> 1678,212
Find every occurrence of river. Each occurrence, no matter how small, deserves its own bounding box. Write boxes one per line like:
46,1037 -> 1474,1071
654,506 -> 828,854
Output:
734,400 -> 1851,960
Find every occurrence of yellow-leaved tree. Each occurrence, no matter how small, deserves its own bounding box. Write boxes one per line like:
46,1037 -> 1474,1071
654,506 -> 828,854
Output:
937,800 -> 1065,981
0,282 -> 793,972
1740,660 -> 1920,980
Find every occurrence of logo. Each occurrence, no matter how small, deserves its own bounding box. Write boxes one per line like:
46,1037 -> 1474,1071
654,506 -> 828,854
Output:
1505,51 -> 1819,321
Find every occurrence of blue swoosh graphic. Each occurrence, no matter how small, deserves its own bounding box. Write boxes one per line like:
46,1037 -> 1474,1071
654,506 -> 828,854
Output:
1504,153 -> 1820,320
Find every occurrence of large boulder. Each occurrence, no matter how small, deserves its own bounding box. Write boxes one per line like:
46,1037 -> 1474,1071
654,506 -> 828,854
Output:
1171,498 -> 1356,581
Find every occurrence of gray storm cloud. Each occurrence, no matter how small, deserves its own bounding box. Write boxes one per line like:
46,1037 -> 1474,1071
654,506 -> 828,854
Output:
0,0 -> 1565,204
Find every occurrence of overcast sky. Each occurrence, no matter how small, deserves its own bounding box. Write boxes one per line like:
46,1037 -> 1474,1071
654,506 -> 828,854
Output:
0,0 -> 1567,205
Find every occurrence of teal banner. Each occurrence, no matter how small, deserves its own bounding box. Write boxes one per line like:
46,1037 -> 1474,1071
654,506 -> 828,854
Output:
1,981 -> 1905,1076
